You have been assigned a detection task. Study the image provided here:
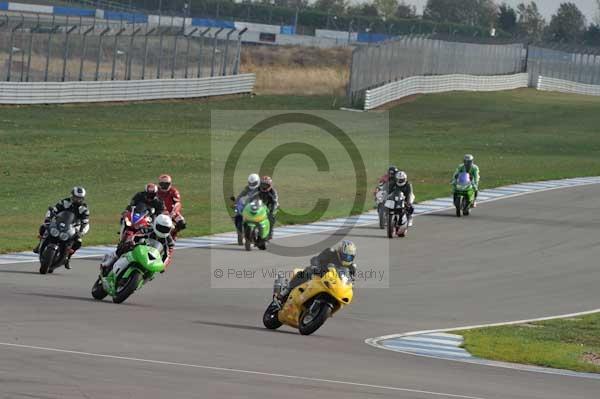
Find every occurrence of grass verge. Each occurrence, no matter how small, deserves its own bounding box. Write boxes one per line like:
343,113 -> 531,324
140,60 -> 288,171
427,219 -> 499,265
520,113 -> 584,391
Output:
457,312 -> 600,373
1,88 -> 600,253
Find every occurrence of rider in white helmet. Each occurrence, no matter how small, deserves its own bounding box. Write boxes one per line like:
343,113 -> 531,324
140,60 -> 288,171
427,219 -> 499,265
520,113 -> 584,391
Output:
101,214 -> 175,275
389,171 -> 415,227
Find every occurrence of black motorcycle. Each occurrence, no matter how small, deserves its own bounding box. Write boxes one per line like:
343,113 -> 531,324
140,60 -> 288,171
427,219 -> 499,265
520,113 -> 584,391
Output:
39,210 -> 78,274
385,193 -> 409,239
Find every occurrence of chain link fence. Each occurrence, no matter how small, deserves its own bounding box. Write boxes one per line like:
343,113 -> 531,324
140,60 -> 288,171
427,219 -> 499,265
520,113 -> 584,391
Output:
348,36 -> 527,105
527,45 -> 600,87
0,15 -> 244,82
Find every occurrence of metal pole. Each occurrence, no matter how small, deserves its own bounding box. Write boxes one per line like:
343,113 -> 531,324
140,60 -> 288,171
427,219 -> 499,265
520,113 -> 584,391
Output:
171,26 -> 185,79
44,16 -> 57,82
157,31 -> 164,78
126,27 -> 141,80
79,25 -> 95,81
184,27 -> 198,79
197,27 -> 210,78
7,20 -> 24,81
210,27 -> 224,77
111,28 -> 126,80
141,27 -> 156,80
221,28 -> 236,76
62,22 -> 78,82
232,28 -> 247,75
95,27 -> 110,81
25,17 -> 40,82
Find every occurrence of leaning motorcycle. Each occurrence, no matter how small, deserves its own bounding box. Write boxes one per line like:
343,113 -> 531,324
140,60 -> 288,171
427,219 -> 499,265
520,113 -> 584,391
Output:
91,240 -> 165,304
375,183 -> 387,229
242,199 -> 271,251
453,172 -> 476,217
38,210 -> 78,274
385,192 -> 408,238
263,266 -> 354,335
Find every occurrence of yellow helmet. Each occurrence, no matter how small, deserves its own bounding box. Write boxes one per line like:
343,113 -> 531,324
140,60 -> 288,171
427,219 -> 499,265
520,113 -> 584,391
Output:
338,240 -> 357,266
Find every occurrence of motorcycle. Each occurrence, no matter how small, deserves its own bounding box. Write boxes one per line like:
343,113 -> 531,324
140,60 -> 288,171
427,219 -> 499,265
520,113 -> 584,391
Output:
385,192 -> 408,238
242,199 -> 271,251
91,239 -> 165,304
38,210 -> 78,274
119,202 -> 153,250
453,172 -> 476,217
375,183 -> 387,229
263,265 -> 354,335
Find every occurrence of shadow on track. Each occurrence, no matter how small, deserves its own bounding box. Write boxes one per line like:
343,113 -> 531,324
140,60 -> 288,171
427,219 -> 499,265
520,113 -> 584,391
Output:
193,320 -> 298,335
24,292 -> 148,307
0,269 -> 43,275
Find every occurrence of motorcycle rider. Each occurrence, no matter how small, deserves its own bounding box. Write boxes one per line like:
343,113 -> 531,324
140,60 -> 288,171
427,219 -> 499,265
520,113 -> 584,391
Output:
234,173 -> 261,240
101,214 -> 175,275
277,240 -> 357,304
388,171 -> 415,227
375,165 -> 399,201
157,174 -> 186,239
33,187 -> 90,270
453,154 -> 480,207
251,176 -> 278,239
127,183 -> 165,217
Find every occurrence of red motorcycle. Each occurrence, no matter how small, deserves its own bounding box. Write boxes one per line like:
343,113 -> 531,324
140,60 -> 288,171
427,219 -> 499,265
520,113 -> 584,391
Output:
118,202 -> 153,252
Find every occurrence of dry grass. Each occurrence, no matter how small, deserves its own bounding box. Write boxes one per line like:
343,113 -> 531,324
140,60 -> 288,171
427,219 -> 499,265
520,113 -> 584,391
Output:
241,45 -> 351,96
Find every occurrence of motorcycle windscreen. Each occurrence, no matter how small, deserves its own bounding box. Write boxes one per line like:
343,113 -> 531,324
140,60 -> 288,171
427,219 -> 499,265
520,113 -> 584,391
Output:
456,172 -> 472,190
131,202 -> 150,226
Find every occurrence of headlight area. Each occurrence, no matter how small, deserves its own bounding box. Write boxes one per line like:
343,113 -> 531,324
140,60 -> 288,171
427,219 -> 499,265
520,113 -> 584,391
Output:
59,232 -> 70,241
50,228 -> 60,237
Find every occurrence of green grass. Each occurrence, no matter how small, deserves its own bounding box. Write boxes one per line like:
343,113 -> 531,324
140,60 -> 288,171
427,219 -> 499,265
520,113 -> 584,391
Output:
457,313 -> 600,373
1,88 -> 600,253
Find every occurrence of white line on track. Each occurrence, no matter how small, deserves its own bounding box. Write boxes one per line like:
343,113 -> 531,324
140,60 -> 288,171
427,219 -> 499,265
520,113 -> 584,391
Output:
0,341 -> 488,399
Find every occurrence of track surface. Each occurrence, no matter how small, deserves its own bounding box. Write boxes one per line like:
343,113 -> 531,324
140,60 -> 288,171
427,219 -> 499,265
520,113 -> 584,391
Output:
1,184 -> 600,398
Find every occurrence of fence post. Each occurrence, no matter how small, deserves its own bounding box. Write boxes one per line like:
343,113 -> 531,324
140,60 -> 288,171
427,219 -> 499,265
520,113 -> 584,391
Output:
232,28 -> 247,75
184,27 -> 198,79
197,27 -> 211,78
126,27 -> 142,80
6,19 -> 24,82
95,27 -> 110,81
61,21 -> 78,82
79,25 -> 95,81
111,27 -> 126,80
171,26 -> 185,79
221,28 -> 236,76
211,28 -> 224,77
157,30 -> 164,78
141,27 -> 156,80
44,16 -> 58,82
25,17 -> 40,82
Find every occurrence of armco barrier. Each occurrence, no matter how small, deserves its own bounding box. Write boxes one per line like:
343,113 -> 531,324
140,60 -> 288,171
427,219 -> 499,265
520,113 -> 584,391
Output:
537,75 -> 600,97
364,73 -> 529,110
0,74 -> 255,104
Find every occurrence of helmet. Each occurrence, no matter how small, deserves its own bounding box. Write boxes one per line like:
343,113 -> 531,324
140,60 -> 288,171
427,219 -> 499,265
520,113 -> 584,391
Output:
145,183 -> 158,200
260,176 -> 273,192
396,171 -> 407,187
153,214 -> 173,238
248,173 -> 260,190
388,165 -> 399,178
71,186 -> 86,205
338,240 -> 357,267
464,154 -> 474,170
158,174 -> 172,191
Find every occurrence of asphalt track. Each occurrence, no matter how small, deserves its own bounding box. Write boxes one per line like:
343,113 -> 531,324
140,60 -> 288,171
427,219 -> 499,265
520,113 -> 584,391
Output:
1,184 -> 600,399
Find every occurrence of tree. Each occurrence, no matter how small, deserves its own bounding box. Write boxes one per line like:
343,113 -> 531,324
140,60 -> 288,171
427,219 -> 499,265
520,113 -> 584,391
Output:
346,2 -> 379,17
423,0 -> 497,27
374,0 -> 398,20
547,2 -> 586,43
395,1 -> 417,19
497,3 -> 517,33
312,0 -> 347,15
584,23 -> 600,45
595,0 -> 600,24
516,1 -> 545,41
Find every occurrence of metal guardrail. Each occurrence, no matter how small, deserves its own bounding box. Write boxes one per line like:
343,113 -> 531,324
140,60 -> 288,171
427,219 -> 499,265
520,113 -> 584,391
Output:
0,73 -> 255,103
364,73 -> 529,110
537,75 -> 600,97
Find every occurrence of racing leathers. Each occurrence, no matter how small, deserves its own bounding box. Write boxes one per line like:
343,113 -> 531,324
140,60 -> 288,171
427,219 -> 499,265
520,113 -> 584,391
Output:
101,231 -> 175,275
128,191 -> 165,217
35,198 -> 90,262
278,247 -> 357,303
158,187 -> 186,238
388,181 -> 415,226
453,163 -> 480,202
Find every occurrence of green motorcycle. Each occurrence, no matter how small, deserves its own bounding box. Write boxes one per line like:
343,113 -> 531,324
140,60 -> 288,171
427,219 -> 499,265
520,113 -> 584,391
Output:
91,241 -> 165,304
242,199 -> 271,251
453,172 -> 476,217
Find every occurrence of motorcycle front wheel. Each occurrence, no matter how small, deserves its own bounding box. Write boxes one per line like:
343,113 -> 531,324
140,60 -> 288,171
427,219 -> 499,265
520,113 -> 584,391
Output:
39,246 -> 57,274
299,303 -> 332,335
262,302 -> 283,330
386,211 -> 394,238
91,277 -> 108,300
113,269 -> 142,304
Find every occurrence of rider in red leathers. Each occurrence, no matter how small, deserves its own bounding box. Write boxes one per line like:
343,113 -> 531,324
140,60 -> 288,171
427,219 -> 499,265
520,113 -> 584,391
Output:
157,174 -> 186,239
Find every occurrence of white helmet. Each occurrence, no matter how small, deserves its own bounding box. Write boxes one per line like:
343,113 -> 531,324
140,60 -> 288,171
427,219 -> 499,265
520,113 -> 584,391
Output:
248,173 -> 260,190
396,171 -> 407,187
153,214 -> 173,238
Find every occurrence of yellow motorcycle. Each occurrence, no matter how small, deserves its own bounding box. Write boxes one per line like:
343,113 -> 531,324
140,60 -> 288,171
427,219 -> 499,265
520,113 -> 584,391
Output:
263,266 -> 354,335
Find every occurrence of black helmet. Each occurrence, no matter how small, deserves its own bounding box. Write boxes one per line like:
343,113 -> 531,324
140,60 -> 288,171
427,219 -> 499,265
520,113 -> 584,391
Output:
388,165 -> 399,178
